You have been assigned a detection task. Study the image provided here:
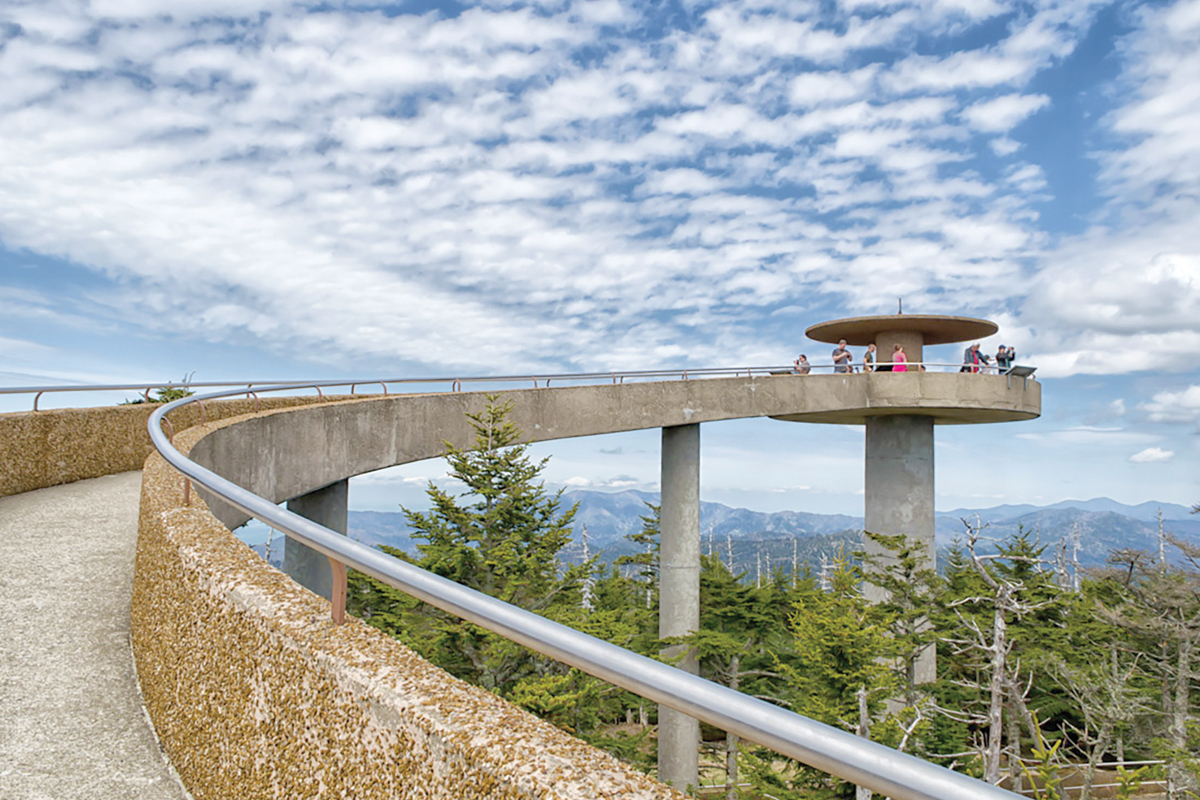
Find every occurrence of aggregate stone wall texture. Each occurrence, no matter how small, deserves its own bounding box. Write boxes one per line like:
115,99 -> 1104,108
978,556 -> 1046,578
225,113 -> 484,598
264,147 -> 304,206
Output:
0,395 -> 340,497
133,406 -> 687,800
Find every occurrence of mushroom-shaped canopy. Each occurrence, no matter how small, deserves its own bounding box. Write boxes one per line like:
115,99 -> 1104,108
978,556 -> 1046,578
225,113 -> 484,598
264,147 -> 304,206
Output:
805,315 -> 998,346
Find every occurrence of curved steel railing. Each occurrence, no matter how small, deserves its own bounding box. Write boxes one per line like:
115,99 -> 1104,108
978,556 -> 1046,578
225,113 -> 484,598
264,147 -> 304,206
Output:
143,380 -> 1021,800
3,362 -> 1035,410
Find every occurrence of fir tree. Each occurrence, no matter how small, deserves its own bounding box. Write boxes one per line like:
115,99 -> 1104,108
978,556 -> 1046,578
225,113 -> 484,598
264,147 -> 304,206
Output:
686,554 -> 791,799
348,397 -> 588,695
935,526 -> 1064,787
859,531 -> 941,708
1096,537 -> 1200,800
781,552 -> 896,799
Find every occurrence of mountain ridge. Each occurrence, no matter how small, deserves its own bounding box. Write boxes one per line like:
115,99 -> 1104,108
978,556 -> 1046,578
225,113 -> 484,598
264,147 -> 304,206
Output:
347,489 -> 1198,573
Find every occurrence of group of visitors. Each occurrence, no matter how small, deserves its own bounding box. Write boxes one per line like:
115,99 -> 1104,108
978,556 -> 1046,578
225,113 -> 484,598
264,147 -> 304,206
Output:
960,343 -> 1016,374
791,340 -> 1017,374
793,339 -> 911,374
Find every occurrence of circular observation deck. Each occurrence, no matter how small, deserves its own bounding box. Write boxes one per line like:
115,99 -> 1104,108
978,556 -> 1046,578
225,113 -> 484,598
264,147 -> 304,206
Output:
769,371 -> 1039,425
795,313 -> 1030,425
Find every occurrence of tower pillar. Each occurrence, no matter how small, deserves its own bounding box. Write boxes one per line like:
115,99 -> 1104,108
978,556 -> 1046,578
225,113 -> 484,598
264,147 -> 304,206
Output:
864,415 -> 936,683
659,423 -> 700,791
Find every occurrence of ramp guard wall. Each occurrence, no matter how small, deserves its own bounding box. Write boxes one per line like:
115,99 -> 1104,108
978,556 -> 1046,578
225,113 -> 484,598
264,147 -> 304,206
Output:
0,397 -> 332,497
133,401 -> 685,800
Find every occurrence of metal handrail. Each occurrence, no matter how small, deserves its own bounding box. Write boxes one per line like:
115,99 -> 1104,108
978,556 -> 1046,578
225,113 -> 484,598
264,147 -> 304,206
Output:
145,383 -> 1021,800
3,363 -> 1036,410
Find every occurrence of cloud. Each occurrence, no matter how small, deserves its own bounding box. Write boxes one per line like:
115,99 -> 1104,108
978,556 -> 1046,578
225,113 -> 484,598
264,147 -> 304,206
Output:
1099,0 -> 1200,199
1129,447 -> 1175,463
1015,426 -> 1160,446
961,93 -> 1050,132
990,137 -> 1022,156
555,474 -> 647,490
1,0 -> 1182,381
0,335 -> 57,361
1010,0 -> 1200,378
1140,384 -> 1200,423
1022,233 -> 1200,377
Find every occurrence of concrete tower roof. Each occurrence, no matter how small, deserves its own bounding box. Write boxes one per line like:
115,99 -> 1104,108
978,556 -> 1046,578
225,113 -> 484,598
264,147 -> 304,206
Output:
805,314 -> 998,346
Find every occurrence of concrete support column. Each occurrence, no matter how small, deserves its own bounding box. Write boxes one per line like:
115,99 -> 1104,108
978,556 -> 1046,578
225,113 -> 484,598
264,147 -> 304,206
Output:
659,424 -> 700,791
284,479 -> 349,601
864,415 -> 935,683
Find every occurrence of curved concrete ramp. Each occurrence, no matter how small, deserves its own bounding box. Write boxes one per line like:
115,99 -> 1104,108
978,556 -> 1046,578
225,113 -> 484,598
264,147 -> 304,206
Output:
0,472 -> 188,800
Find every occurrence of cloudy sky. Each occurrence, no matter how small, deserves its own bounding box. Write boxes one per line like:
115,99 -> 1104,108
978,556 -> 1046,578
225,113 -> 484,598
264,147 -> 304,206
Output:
1,0 -> 1197,515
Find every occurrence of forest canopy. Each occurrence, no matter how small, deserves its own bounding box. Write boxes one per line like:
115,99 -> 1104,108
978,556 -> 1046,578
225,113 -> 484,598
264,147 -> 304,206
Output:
347,400 -> 1199,800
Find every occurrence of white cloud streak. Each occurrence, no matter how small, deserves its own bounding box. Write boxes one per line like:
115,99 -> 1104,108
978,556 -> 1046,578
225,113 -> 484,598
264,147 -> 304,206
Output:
1129,447 -> 1174,463
1140,384 -> 1200,423
0,0 -> 1195,379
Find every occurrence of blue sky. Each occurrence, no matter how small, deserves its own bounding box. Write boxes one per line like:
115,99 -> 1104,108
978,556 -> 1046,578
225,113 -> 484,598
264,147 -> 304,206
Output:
1,0 -> 1197,515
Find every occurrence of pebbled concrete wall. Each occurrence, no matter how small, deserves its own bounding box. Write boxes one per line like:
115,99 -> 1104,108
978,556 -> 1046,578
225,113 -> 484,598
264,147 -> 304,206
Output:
0,396 -> 336,498
133,404 -> 685,800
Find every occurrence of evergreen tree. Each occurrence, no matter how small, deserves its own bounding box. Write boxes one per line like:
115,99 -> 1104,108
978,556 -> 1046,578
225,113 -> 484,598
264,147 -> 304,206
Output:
859,531 -> 941,709
614,503 -> 661,617
781,552 -> 897,799
1096,538 -> 1200,800
1045,579 -> 1155,800
348,397 -> 588,695
682,554 -> 793,799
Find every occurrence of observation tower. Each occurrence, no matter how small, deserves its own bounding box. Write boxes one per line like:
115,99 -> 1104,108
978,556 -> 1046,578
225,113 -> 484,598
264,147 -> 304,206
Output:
801,313 -> 1038,682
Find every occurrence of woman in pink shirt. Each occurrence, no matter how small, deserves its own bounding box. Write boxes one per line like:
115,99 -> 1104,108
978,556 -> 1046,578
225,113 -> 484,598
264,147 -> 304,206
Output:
892,344 -> 908,372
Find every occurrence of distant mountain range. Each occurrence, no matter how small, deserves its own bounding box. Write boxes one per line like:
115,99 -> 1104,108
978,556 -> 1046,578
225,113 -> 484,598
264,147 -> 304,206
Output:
345,491 -> 1198,577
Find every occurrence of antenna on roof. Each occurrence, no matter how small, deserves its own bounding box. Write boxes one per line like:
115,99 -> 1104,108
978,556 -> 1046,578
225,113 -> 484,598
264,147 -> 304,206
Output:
898,297 -> 903,314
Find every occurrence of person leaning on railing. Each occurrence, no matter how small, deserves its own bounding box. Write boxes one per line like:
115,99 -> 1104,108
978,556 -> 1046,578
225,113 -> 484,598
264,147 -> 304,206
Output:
961,342 -> 990,373
792,355 -> 812,375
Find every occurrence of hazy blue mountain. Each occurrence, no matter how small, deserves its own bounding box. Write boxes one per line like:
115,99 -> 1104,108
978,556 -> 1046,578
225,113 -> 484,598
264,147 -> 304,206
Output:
347,490 -> 1198,577
933,506 -> 1198,567
943,498 -> 1194,523
350,510 -> 418,551
1047,498 -> 1194,521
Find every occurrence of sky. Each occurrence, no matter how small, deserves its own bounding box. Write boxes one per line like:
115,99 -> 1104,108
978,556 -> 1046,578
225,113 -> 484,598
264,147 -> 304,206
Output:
1,0 -> 1197,516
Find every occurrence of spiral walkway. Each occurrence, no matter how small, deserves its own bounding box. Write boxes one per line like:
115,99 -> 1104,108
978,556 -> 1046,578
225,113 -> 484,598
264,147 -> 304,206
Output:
0,472 -> 189,800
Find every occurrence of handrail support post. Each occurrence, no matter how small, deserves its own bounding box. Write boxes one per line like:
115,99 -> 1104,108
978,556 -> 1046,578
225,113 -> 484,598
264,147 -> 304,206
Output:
328,557 -> 347,625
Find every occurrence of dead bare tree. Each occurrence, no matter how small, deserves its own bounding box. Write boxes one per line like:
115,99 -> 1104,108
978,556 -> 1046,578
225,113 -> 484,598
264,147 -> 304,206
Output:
1046,649 -> 1149,800
940,519 -> 1059,786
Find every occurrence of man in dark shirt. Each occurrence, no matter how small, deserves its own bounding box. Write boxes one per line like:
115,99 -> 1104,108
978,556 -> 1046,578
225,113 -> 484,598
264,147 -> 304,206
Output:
995,345 -> 1015,371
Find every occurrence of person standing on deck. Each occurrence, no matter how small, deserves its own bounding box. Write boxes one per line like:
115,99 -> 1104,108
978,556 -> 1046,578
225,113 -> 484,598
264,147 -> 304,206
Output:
832,340 -> 853,373
862,343 -> 877,373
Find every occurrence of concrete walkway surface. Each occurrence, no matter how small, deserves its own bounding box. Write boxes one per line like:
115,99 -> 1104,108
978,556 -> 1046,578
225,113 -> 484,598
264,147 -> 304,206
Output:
0,472 -> 190,800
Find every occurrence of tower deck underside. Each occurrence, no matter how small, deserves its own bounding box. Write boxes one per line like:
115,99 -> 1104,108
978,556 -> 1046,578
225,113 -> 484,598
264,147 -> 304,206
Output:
769,372 -> 1040,425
